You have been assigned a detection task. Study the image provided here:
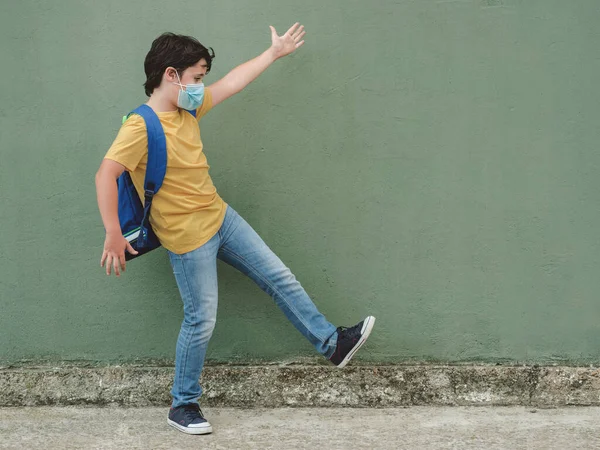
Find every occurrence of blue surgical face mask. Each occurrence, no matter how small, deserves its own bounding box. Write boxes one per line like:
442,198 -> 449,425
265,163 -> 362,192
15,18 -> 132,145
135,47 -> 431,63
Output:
173,71 -> 205,110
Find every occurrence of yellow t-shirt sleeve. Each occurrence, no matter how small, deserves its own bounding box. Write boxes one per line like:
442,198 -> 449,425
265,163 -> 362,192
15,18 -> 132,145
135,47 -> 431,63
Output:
104,115 -> 148,172
195,87 -> 213,121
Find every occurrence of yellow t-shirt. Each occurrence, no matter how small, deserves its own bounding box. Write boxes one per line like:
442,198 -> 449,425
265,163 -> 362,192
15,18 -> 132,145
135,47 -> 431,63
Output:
104,88 -> 227,254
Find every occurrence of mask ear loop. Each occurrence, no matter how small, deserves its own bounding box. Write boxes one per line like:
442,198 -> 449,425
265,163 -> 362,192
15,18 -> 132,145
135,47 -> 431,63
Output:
173,69 -> 185,90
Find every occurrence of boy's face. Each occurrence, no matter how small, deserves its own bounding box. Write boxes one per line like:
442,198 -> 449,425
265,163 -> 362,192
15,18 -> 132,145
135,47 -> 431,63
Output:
165,58 -> 208,104
177,59 -> 209,86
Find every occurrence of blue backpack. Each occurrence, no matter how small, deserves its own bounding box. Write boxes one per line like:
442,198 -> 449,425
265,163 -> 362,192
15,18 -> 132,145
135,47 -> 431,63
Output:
117,105 -> 196,260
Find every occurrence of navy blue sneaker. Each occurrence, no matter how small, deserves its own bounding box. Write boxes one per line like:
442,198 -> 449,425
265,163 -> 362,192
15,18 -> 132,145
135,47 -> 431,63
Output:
167,403 -> 212,435
329,316 -> 376,368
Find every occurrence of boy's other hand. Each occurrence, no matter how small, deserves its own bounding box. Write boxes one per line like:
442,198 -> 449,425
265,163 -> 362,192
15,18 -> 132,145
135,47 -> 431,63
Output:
101,232 -> 138,277
269,22 -> 306,60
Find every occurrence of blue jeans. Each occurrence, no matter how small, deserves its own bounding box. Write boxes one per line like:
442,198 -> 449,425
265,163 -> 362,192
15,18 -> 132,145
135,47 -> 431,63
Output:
168,205 -> 338,407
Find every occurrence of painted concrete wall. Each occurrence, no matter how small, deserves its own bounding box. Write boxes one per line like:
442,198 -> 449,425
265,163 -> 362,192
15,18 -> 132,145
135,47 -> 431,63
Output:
1,0 -> 600,365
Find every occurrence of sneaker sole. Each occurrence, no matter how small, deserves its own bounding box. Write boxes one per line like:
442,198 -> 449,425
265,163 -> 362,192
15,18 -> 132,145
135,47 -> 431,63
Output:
167,418 -> 213,435
337,316 -> 376,369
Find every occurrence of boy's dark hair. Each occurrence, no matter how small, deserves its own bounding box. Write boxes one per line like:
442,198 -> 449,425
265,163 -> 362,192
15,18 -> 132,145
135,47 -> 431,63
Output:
143,32 -> 215,97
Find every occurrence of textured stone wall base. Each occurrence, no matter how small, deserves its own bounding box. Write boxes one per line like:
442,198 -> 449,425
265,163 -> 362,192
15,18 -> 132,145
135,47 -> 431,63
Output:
2,364 -> 600,407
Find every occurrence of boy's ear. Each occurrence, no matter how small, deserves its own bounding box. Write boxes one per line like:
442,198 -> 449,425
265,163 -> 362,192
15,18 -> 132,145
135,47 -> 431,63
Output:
164,67 -> 178,82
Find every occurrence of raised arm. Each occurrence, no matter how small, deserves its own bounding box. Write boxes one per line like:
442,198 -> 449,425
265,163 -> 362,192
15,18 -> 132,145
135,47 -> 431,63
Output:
208,23 -> 306,107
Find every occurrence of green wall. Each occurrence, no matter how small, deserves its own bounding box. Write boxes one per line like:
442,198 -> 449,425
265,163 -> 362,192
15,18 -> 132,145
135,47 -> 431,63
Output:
2,0 -> 600,365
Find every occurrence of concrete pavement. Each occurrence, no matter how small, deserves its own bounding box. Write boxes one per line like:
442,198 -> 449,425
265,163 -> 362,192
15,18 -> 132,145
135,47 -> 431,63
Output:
1,406 -> 600,449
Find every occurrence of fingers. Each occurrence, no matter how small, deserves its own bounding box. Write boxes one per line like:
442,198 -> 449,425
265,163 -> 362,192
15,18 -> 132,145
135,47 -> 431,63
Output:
126,242 -> 139,256
103,239 -> 137,277
296,40 -> 305,49
113,255 -> 121,277
104,252 -> 127,276
292,25 -> 304,40
269,25 -> 277,36
294,30 -> 306,43
287,22 -> 300,36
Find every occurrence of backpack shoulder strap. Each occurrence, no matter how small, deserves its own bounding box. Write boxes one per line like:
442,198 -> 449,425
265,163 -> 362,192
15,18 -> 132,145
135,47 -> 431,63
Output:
129,105 -> 167,195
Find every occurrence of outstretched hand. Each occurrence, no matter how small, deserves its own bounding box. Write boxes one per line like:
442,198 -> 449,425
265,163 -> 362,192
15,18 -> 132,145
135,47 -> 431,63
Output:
269,22 -> 306,60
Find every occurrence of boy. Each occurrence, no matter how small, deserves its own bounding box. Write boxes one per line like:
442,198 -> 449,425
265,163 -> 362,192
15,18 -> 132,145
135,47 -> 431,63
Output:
95,23 -> 376,435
